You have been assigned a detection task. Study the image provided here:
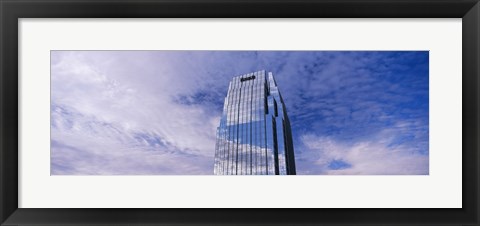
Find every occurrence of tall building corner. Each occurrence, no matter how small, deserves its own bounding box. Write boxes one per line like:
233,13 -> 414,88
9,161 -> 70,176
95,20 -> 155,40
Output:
214,70 -> 296,175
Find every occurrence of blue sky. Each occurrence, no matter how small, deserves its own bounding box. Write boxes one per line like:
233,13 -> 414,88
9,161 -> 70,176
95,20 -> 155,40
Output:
51,51 -> 429,175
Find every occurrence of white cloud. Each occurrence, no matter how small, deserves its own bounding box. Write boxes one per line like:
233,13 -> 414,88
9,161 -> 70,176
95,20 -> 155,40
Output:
297,124 -> 429,175
51,51 -> 224,175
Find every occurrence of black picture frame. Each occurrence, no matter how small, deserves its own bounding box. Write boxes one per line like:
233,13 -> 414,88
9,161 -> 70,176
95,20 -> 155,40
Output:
1,0 -> 479,225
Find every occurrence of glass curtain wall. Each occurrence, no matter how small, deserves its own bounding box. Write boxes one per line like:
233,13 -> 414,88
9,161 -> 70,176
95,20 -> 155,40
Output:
214,70 -> 296,175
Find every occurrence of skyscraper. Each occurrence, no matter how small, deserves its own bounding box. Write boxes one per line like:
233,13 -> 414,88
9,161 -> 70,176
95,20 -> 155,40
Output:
214,70 -> 296,175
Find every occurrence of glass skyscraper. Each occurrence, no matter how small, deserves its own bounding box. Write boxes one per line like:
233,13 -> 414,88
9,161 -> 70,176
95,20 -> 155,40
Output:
214,70 -> 296,175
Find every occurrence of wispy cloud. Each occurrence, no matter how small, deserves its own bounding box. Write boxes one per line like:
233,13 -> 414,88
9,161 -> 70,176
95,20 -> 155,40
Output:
51,51 -> 221,174
297,120 -> 429,175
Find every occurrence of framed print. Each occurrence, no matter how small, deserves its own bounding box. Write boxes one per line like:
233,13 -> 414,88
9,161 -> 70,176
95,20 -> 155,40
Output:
1,0 -> 479,225
18,21 -> 459,209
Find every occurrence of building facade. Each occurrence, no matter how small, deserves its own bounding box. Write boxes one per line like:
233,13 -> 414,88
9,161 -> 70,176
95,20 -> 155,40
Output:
214,70 -> 296,175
